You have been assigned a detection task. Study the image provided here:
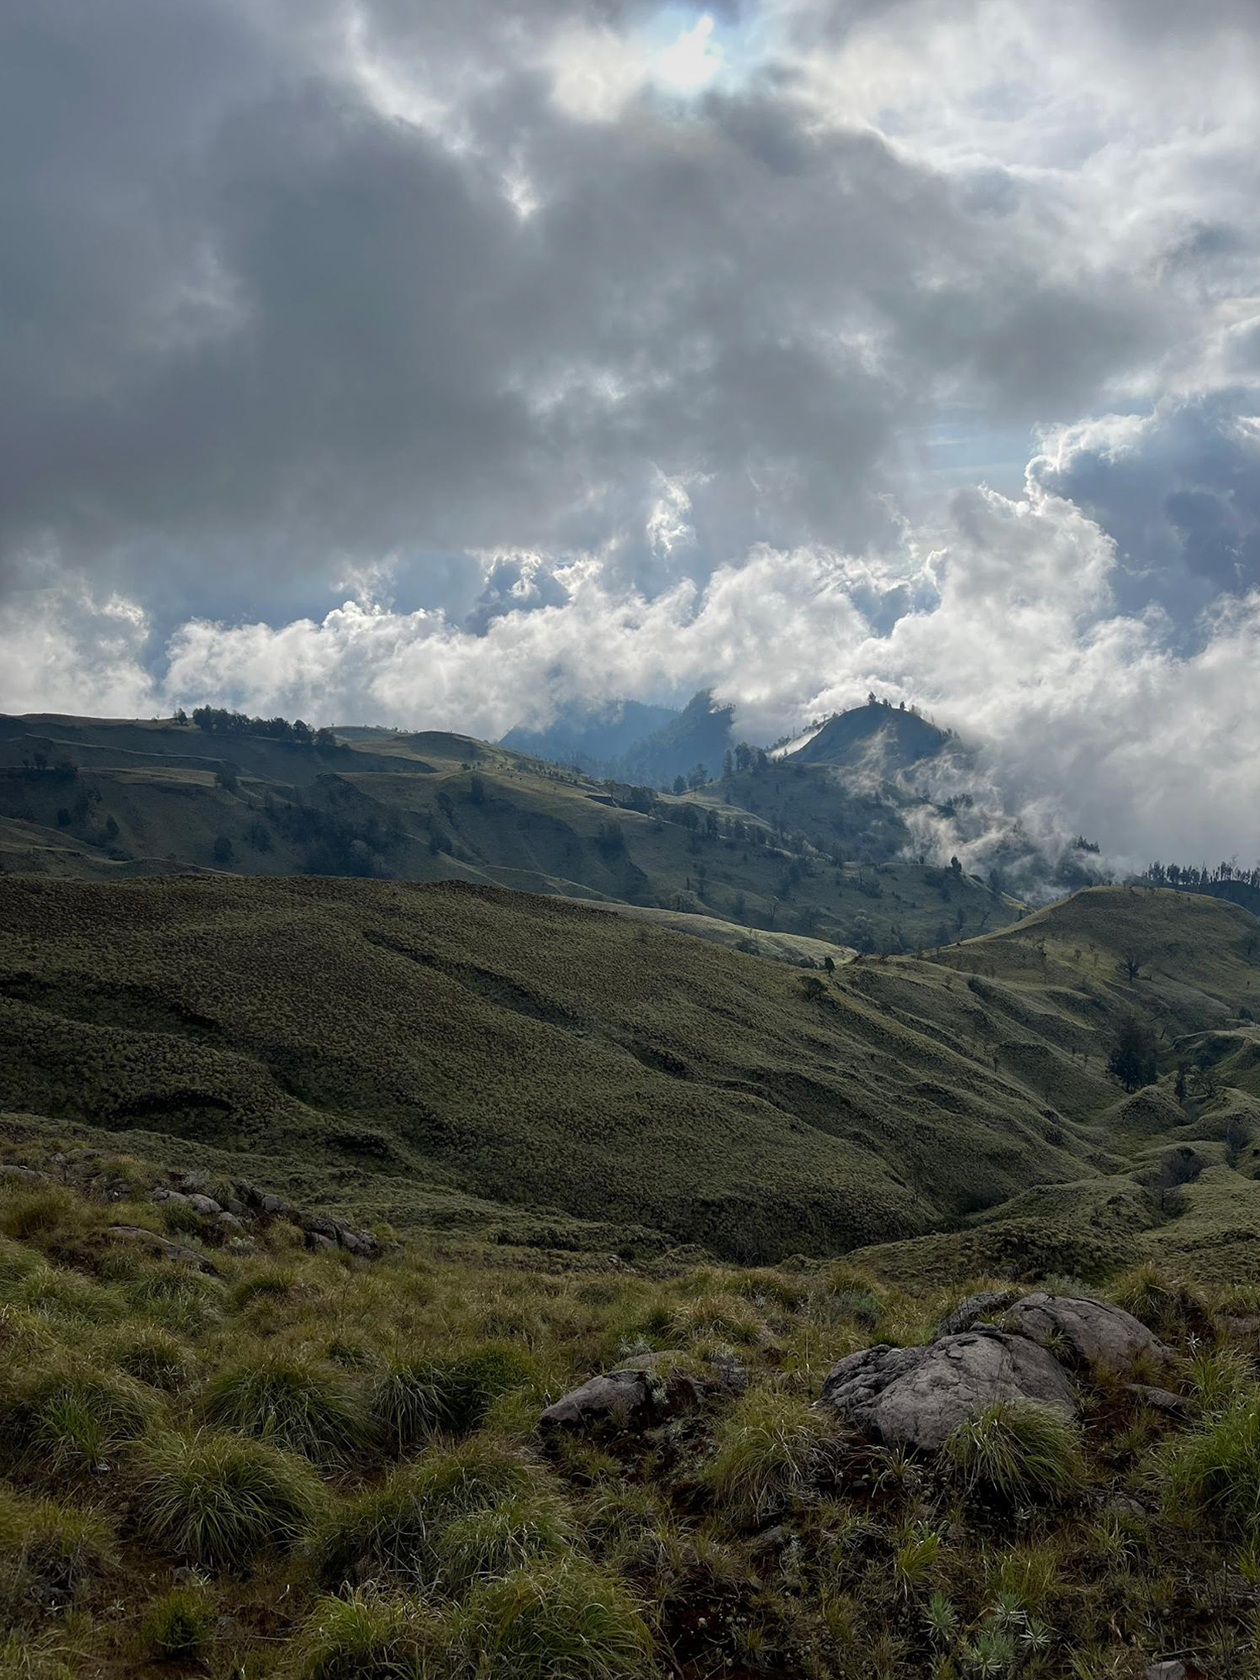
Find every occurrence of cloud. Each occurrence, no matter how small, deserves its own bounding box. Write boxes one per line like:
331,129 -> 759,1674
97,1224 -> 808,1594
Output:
2,0 -> 1260,871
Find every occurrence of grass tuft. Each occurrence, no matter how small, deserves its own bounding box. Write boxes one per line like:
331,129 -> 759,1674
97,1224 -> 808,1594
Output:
449,1558 -> 654,1680
943,1400 -> 1086,1504
703,1388 -> 833,1525
1158,1393 -> 1260,1536
134,1427 -> 322,1569
203,1352 -> 373,1463
291,1588 -> 436,1680
141,1585 -> 215,1661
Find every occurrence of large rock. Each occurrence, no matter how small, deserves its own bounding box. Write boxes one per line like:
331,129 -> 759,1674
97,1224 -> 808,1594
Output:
819,1328 -> 1078,1452
107,1225 -> 219,1275
539,1350 -> 744,1434
1003,1293 -> 1170,1375
540,1367 -> 665,1433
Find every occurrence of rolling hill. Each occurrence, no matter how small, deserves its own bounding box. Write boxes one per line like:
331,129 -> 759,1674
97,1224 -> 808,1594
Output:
2,873 -> 1258,1273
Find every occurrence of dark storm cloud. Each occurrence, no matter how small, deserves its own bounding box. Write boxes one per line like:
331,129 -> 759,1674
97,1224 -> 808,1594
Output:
0,0 -> 1193,635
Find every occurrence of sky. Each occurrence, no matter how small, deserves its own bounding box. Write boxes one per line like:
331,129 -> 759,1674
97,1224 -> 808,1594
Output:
2,0 -> 1258,865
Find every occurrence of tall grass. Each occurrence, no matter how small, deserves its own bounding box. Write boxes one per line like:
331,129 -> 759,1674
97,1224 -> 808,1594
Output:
943,1401 -> 1085,1504
203,1352 -> 373,1463
1158,1394 -> 1260,1535
134,1428 -> 322,1568
703,1389 -> 833,1525
448,1558 -> 654,1680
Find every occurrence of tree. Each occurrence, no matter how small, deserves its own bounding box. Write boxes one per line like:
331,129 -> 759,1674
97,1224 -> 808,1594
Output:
686,763 -> 707,791
672,775 -> 686,796
823,955 -> 836,975
1118,949 -> 1145,985
722,749 -> 734,778
212,834 -> 235,865
215,763 -> 239,792
1107,1013 -> 1156,1093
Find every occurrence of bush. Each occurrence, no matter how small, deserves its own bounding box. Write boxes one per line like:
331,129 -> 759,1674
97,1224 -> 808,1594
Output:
134,1428 -> 322,1569
1158,1395 -> 1260,1536
943,1401 -> 1086,1504
312,1436 -> 537,1589
0,1364 -> 153,1482
292,1588 -> 435,1680
448,1558 -> 654,1680
703,1389 -> 833,1525
141,1585 -> 215,1661
203,1353 -> 373,1464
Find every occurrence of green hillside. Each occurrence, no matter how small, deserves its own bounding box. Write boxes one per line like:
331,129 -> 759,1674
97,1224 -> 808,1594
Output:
0,712 -> 1021,955
3,873 -> 1259,1276
0,872 -> 1118,1263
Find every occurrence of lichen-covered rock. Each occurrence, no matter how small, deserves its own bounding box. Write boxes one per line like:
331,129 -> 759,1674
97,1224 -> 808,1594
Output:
107,1225 -> 219,1275
540,1367 -> 664,1433
933,1288 -> 1021,1339
1004,1293 -> 1170,1374
819,1328 -> 1077,1452
540,1349 -> 741,1434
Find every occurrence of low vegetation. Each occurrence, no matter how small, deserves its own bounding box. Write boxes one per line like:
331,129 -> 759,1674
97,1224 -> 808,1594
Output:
0,1147 -> 1257,1677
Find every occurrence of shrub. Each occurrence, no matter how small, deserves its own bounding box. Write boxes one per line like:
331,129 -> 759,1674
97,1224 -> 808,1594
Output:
292,1589 -> 436,1680
0,1364 -> 153,1482
134,1428 -> 322,1569
312,1437 -> 538,1589
437,1492 -> 573,1591
446,1346 -> 536,1431
141,1585 -> 215,1661
704,1389 -> 833,1525
203,1353 -> 373,1464
943,1401 -> 1086,1504
448,1558 -> 654,1680
1158,1395 -> 1260,1536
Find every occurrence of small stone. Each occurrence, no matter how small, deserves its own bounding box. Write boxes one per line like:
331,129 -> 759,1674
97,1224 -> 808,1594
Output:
186,1193 -> 221,1216
217,1211 -> 245,1233
1127,1384 -> 1190,1419
1146,1661 -> 1186,1680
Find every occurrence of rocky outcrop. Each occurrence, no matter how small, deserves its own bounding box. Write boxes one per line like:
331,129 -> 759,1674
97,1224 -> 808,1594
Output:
540,1350 -> 748,1434
107,1225 -> 220,1274
933,1288 -> 1021,1339
819,1328 -> 1077,1452
1002,1292 -> 1170,1374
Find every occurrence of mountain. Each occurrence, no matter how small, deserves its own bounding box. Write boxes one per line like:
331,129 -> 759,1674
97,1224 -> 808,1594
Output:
500,699 -> 678,772
789,699 -> 953,774
619,689 -> 736,786
0,710 -> 1018,955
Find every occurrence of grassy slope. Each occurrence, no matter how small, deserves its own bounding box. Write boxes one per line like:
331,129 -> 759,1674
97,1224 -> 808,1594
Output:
2,1140 -> 1260,1680
0,874 -> 1112,1263
3,874 -> 1259,1272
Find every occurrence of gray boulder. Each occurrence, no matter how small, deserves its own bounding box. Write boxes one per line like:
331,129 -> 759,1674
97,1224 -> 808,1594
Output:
540,1367 -> 665,1433
540,1350 -> 742,1434
1004,1293 -> 1170,1374
933,1288 -> 1021,1339
820,1328 -> 1077,1452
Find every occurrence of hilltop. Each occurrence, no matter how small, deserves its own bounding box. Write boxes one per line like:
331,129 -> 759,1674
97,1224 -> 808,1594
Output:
789,699 -> 953,775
